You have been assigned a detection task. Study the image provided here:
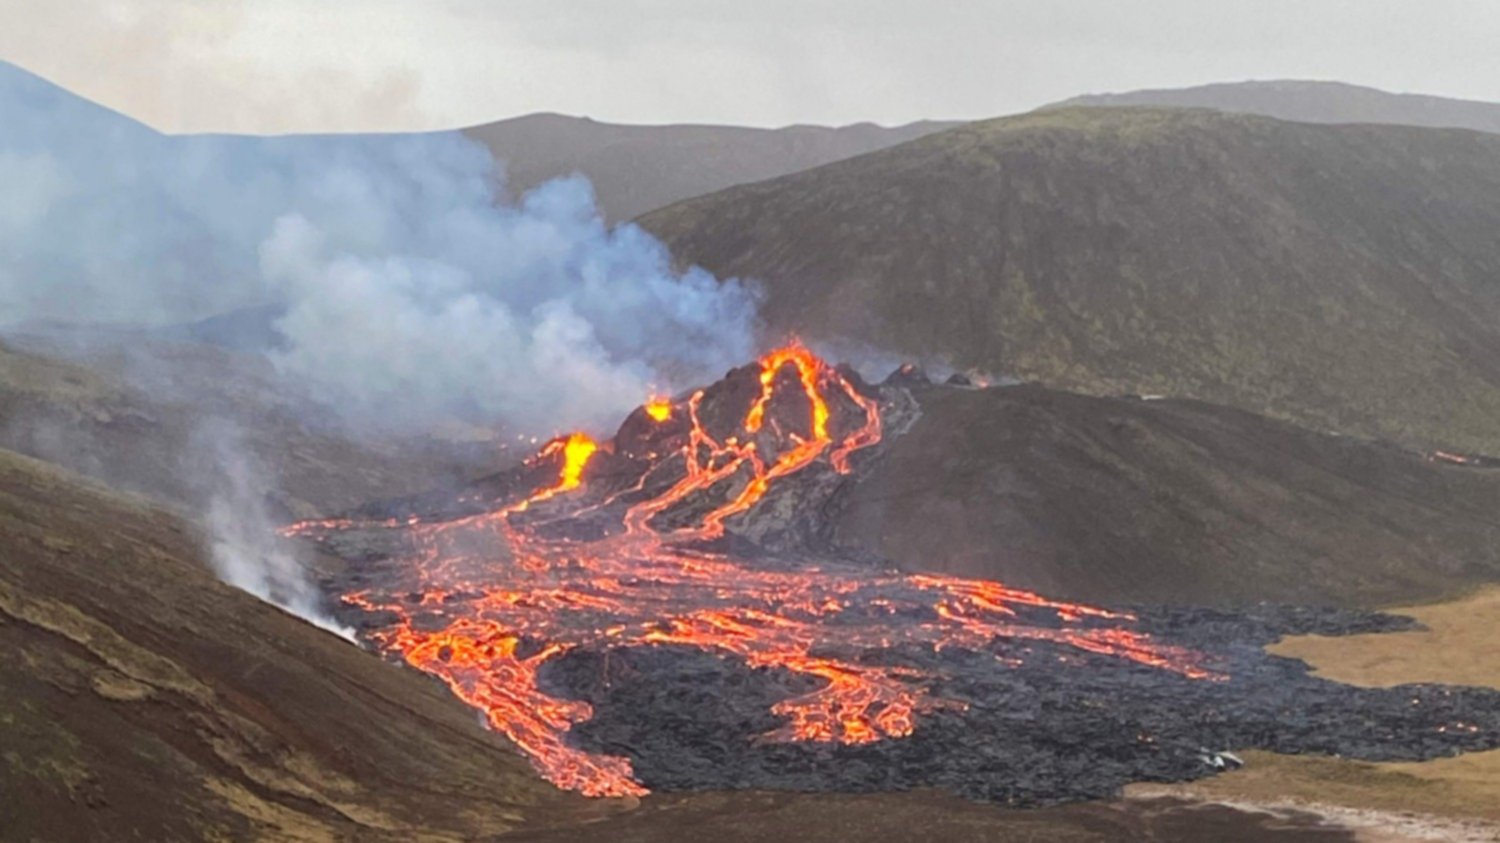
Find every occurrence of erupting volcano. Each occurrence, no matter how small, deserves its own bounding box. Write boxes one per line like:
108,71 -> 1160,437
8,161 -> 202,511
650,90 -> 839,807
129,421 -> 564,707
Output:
286,346 -> 1500,805
287,346 -> 1215,796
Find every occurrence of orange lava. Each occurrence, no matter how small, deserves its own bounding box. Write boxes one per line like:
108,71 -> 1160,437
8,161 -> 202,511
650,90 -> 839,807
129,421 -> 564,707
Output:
288,345 -> 1220,799
645,397 -> 673,422
505,432 -> 597,515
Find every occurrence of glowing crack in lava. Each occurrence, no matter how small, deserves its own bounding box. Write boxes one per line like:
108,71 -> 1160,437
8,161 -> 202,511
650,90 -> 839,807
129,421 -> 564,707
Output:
286,345 -> 1221,798
644,397 -> 673,423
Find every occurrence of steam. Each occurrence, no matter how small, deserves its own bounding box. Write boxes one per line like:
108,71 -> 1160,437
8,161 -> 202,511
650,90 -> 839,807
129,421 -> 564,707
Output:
259,178 -> 758,432
0,61 -> 760,434
0,61 -> 762,634
188,422 -> 353,639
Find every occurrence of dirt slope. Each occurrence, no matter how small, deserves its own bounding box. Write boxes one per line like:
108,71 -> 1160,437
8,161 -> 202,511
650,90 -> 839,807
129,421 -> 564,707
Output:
0,447 -> 601,841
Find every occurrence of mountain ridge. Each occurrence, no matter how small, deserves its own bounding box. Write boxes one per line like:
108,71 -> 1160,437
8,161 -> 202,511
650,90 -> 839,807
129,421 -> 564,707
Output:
463,112 -> 961,219
640,106 -> 1500,454
1052,79 -> 1500,134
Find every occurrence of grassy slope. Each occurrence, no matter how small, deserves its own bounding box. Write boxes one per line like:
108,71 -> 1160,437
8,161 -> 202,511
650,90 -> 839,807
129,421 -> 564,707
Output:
831,383 -> 1500,607
0,447 -> 603,842
642,108 -> 1500,454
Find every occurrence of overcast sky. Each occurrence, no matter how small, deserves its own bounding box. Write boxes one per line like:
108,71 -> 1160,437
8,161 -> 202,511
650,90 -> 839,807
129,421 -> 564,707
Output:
4,0 -> 1500,134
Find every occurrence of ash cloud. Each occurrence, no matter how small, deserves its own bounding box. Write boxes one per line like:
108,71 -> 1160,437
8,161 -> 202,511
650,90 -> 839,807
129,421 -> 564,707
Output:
0,61 -> 761,435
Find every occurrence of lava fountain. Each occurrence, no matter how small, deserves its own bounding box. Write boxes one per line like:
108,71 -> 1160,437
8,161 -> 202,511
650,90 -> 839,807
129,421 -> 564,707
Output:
284,345 -> 1221,798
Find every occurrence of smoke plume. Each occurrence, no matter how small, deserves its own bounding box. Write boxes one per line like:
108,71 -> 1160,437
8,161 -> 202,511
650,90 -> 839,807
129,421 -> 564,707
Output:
0,61 -> 760,435
189,421 -> 353,639
0,60 -> 762,634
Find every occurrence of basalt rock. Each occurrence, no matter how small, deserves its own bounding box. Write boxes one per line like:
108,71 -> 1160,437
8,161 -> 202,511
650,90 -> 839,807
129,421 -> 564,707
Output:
540,606 -> 1500,806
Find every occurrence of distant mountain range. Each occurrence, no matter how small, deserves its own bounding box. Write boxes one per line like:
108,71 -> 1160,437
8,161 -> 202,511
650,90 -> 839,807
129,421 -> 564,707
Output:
469,80 -> 1500,224
641,106 -> 1500,454
1054,79 -> 1500,134
462,113 -> 959,220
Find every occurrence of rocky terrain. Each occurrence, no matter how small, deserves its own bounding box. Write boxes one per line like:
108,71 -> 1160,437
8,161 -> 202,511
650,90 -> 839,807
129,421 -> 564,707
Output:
4,405 -> 1400,838
541,606 -> 1500,806
289,358 -> 1500,813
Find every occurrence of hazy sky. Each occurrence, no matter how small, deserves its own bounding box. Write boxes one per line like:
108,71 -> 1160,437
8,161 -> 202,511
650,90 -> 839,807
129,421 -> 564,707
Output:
5,0 -> 1500,134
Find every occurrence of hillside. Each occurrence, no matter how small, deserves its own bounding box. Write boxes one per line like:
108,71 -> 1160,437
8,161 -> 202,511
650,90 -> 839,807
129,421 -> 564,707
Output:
0,338 -> 494,518
1056,80 -> 1500,134
0,447 -> 596,841
641,107 -> 1500,454
464,113 -> 958,220
831,381 -> 1500,607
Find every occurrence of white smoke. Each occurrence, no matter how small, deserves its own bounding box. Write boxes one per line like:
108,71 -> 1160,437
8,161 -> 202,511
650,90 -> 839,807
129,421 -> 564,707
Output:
0,60 -> 763,634
0,61 -> 760,434
258,177 -> 758,432
189,422 -> 353,639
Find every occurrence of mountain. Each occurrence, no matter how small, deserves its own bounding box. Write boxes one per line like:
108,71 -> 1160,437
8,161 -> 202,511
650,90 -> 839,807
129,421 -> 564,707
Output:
832,380 -> 1500,607
640,107 -> 1500,454
463,113 -> 959,220
1054,80 -> 1500,134
0,447 -> 595,841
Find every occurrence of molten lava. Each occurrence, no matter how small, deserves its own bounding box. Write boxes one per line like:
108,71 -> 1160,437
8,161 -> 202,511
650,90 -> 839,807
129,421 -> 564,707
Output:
644,397 -> 673,423
287,345 -> 1220,798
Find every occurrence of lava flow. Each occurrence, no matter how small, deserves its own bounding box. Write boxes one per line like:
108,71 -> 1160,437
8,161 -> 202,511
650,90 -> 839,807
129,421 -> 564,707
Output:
286,345 -> 1221,798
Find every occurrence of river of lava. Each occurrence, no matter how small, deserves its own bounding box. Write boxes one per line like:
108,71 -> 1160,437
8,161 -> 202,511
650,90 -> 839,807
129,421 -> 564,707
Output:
288,346 -> 1222,798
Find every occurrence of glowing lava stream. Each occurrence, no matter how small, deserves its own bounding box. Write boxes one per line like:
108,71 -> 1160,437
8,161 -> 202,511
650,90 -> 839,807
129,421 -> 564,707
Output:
290,345 -> 1222,798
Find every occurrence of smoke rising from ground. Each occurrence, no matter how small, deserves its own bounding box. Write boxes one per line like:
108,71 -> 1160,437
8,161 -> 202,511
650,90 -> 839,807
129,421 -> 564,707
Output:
0,61 -> 760,435
0,60 -> 761,635
189,422 -> 353,639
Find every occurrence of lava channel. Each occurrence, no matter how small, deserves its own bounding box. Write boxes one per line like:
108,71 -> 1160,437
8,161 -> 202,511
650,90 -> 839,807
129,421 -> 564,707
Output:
285,345 -> 1222,798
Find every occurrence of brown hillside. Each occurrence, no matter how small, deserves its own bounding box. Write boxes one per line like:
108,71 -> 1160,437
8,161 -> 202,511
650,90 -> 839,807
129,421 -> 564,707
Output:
0,447 -> 604,841
830,382 -> 1500,607
642,108 -> 1500,454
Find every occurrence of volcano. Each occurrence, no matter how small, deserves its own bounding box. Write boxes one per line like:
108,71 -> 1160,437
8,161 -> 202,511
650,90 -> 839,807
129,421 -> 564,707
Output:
286,347 -> 1500,805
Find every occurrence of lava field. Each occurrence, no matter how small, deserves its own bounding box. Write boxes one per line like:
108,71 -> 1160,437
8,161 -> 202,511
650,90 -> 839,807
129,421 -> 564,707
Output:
286,347 -> 1500,804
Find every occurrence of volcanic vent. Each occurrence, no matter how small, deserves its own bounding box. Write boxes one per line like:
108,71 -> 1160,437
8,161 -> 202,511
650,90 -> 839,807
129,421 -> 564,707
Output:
287,347 -> 1500,804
